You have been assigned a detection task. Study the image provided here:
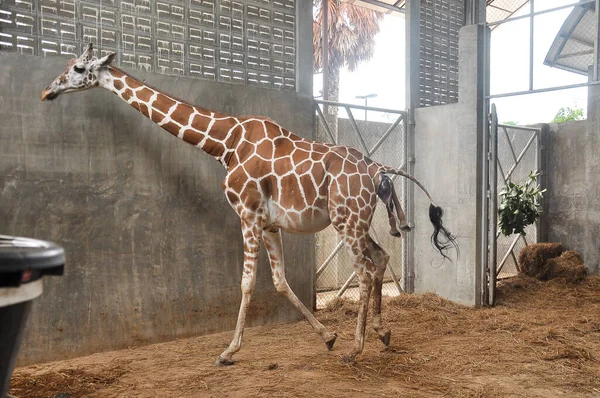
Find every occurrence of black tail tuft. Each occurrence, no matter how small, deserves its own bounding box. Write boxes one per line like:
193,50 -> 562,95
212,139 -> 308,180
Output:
428,204 -> 459,260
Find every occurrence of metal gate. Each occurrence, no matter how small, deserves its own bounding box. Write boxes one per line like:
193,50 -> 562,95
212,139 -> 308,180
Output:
313,99 -> 409,308
485,104 -> 543,305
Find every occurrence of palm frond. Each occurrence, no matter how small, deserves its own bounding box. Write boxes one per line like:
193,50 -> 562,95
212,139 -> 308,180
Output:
313,0 -> 383,73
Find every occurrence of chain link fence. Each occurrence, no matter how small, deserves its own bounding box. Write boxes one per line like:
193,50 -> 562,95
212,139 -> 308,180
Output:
494,123 -> 540,278
486,0 -> 529,25
0,0 -> 297,90
314,101 -> 407,308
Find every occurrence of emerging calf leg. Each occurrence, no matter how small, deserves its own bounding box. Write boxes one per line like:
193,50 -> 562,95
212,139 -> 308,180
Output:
263,228 -> 337,350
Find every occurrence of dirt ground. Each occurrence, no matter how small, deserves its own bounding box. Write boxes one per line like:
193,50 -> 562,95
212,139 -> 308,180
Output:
10,275 -> 600,398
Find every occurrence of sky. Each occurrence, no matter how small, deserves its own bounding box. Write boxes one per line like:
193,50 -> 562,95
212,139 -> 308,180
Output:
314,1 -> 589,124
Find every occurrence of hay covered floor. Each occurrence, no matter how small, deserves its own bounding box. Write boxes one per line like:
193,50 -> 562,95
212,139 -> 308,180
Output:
11,276 -> 600,398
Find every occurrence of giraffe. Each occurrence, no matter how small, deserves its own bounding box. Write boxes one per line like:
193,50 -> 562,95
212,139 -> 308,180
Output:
40,44 -> 458,365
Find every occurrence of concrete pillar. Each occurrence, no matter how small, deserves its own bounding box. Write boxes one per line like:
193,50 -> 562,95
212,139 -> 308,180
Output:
411,24 -> 489,306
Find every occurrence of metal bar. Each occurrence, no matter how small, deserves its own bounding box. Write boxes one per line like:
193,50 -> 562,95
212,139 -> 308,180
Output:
487,80 -> 600,99
537,125 -> 547,242
402,114 -> 413,293
529,0 -> 534,91
562,35 -> 594,48
558,49 -> 595,59
337,271 -> 357,297
322,0 -> 329,114
368,115 -> 403,156
314,99 -> 406,115
497,159 -> 507,186
505,131 -> 537,181
509,249 -> 520,273
595,0 -> 600,81
481,25 -> 491,306
314,103 -> 337,143
496,234 -> 520,276
370,230 -> 403,294
486,0 -> 595,27
502,127 -> 519,164
405,0 -> 419,294
387,262 -> 403,294
316,240 -> 344,277
489,104 -> 498,305
345,106 -> 371,154
481,103 -> 490,305
498,124 -> 544,132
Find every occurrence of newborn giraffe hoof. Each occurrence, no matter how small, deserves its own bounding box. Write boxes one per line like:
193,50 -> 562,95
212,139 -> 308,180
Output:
380,330 -> 391,346
341,353 -> 357,364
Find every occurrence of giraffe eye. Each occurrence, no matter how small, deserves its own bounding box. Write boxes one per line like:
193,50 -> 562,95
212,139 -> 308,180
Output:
73,65 -> 85,74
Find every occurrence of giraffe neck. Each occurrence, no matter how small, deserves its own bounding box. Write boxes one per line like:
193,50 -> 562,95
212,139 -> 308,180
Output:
99,67 -> 238,164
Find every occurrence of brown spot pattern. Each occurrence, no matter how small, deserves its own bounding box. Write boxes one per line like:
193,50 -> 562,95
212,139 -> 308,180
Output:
153,94 -> 176,115
136,87 -> 154,102
182,130 -> 203,145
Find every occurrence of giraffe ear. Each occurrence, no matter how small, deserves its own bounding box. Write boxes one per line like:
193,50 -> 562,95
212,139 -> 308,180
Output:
95,52 -> 116,68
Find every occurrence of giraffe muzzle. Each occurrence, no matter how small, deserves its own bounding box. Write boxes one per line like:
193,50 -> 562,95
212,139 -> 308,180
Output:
40,87 -> 59,101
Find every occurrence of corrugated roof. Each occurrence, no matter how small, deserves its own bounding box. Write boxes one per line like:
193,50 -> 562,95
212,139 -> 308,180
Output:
544,2 -> 595,76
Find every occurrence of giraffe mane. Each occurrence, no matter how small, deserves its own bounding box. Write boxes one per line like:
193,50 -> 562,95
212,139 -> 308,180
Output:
108,66 -> 276,124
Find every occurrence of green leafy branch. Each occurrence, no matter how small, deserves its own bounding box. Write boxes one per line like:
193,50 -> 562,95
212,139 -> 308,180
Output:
498,171 -> 546,237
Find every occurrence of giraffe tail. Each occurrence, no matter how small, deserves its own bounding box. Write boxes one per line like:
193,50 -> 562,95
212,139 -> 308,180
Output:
378,166 -> 459,260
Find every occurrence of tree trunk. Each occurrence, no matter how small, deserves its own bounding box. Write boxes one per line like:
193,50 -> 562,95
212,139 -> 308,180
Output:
326,65 -> 340,116
322,64 -> 340,145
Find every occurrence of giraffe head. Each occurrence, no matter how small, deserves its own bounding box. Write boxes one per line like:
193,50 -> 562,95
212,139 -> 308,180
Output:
40,43 -> 116,101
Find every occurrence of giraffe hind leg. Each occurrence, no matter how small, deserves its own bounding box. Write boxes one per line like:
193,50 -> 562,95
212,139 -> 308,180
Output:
263,228 -> 338,351
336,229 -> 376,363
367,236 -> 392,346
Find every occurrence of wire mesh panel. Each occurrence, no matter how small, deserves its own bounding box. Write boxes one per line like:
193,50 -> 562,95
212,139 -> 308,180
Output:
314,104 -> 407,308
0,0 -> 297,90
419,0 -> 464,107
494,123 -> 541,279
486,0 -> 529,25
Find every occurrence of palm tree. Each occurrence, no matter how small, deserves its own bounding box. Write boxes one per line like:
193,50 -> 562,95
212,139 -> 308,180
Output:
313,1 -> 383,115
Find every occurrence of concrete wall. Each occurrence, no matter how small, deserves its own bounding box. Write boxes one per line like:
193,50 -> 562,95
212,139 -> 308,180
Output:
410,25 -> 486,306
546,120 -> 600,274
0,53 -> 315,365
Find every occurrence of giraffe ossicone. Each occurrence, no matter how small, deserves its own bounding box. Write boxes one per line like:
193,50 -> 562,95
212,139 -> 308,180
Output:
41,43 -> 458,365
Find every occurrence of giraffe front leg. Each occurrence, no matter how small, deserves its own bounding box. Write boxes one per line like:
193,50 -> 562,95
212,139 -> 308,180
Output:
263,229 -> 337,351
215,222 -> 261,366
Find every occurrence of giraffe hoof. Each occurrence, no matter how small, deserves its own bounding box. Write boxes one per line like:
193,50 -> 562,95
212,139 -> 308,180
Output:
390,230 -> 402,238
341,353 -> 357,364
215,356 -> 235,366
325,333 -> 338,351
380,330 -> 391,346
400,225 -> 412,232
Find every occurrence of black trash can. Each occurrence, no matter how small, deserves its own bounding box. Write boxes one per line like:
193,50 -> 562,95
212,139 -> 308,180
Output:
0,235 -> 65,398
